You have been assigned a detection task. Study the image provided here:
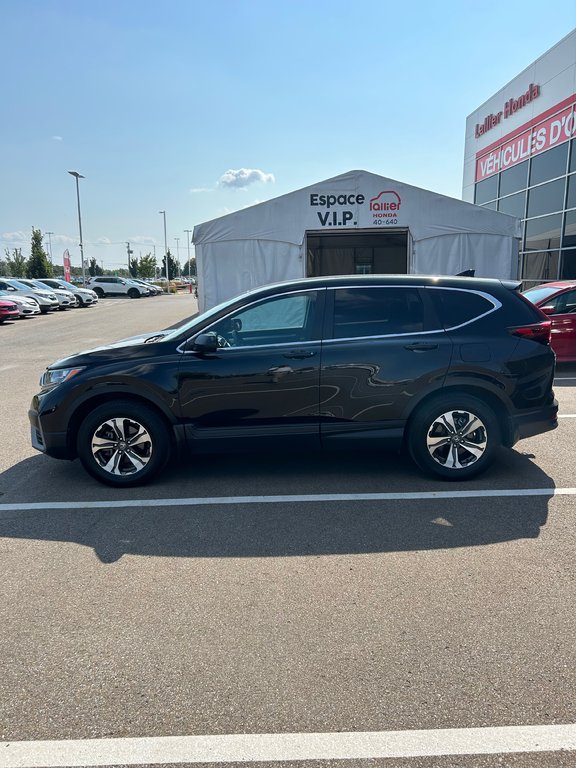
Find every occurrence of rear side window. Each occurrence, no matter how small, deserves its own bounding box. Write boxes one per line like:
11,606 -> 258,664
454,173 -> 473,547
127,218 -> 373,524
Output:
429,288 -> 496,328
331,287 -> 431,339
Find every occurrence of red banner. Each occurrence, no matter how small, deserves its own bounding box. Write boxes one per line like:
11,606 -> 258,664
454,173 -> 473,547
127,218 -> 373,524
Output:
476,100 -> 576,182
63,249 -> 71,282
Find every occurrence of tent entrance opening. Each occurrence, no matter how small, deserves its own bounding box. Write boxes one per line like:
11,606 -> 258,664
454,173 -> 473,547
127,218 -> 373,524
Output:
306,231 -> 408,277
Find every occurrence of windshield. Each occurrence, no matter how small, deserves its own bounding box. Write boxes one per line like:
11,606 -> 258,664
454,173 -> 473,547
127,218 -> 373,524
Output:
523,285 -> 561,305
6,280 -> 31,290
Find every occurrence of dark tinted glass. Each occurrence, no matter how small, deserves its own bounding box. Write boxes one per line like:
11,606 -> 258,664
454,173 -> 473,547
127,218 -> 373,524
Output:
332,287 -> 429,338
561,249 -> 576,279
474,175 -> 498,204
564,210 -> 576,248
538,287 -> 576,312
521,251 -> 560,282
570,140 -> 576,174
430,289 -> 494,328
500,160 -> 528,196
498,191 -> 526,218
524,214 -> 562,250
567,174 -> 576,210
527,179 -> 565,217
530,143 -> 569,186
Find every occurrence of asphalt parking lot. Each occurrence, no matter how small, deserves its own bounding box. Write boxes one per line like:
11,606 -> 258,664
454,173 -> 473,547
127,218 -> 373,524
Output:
1,294 -> 576,767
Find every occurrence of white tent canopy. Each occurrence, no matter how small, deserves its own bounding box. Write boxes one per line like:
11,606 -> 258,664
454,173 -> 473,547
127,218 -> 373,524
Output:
193,170 -> 521,310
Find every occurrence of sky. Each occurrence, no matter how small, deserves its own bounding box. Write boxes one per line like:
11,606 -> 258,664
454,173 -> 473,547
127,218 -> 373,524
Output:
1,0 -> 575,271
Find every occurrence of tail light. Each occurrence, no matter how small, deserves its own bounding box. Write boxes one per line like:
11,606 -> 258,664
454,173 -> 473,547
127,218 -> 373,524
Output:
509,320 -> 551,344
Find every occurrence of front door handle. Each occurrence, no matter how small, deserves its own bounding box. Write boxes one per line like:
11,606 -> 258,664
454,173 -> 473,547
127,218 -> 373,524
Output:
283,350 -> 317,359
404,343 -> 438,351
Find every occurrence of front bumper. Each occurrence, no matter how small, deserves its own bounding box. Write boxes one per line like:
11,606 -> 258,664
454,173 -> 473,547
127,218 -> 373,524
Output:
29,405 -> 71,459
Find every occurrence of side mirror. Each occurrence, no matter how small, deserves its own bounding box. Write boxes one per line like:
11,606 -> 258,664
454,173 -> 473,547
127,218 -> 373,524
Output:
539,305 -> 556,315
191,332 -> 218,353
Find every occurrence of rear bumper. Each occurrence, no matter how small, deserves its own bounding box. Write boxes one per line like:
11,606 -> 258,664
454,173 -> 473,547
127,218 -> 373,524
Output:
510,399 -> 559,444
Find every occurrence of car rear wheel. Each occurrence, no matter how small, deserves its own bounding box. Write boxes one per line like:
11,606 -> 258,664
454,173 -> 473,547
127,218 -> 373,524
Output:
77,400 -> 171,487
128,288 -> 140,299
408,394 -> 500,480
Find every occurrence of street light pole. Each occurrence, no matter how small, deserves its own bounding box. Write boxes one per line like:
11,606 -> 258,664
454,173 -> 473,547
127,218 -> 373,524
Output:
68,171 -> 86,285
184,229 -> 192,282
159,210 -> 169,287
46,231 -> 54,263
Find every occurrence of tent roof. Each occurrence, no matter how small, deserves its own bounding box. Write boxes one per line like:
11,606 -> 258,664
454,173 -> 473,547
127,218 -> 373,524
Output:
193,169 -> 520,246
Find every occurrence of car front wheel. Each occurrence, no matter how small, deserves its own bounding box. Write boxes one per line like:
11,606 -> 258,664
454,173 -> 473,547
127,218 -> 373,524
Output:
408,394 -> 500,480
77,400 -> 171,487
93,287 -> 105,298
128,288 -> 140,299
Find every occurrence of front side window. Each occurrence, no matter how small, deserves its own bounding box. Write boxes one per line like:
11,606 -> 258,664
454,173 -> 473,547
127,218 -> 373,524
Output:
207,291 -> 320,347
331,287 -> 428,339
539,288 -> 576,314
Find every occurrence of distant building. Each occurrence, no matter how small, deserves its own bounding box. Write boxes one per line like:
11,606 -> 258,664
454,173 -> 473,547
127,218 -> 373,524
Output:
463,29 -> 576,287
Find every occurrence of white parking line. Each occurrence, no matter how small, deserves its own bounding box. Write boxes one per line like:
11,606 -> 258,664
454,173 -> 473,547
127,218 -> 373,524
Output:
0,487 -> 574,513
559,414 -> 576,417
2,724 -> 576,767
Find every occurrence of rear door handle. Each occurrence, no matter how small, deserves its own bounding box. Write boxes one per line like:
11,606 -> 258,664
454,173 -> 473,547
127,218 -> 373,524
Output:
283,350 -> 317,359
404,343 -> 438,351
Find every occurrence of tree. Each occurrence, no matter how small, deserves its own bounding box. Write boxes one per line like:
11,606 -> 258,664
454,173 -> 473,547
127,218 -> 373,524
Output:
161,248 -> 179,280
27,229 -> 53,278
138,253 -> 157,279
181,257 -> 196,277
129,258 -> 139,278
0,254 -> 8,275
88,257 -> 103,277
5,247 -> 28,277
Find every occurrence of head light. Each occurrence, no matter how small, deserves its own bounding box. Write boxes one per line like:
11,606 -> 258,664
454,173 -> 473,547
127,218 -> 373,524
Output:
39,367 -> 84,392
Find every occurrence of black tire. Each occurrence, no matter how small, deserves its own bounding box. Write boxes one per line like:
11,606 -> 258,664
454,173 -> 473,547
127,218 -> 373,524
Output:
93,287 -> 105,298
75,296 -> 83,307
407,394 -> 500,480
40,306 -> 50,314
128,288 -> 140,299
77,400 -> 172,487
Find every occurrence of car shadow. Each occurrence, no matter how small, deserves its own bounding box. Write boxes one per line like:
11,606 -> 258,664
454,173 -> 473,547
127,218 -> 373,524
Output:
0,449 -> 554,563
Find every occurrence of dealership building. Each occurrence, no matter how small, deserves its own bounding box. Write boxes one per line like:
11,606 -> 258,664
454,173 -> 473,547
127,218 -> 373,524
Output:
463,28 -> 576,287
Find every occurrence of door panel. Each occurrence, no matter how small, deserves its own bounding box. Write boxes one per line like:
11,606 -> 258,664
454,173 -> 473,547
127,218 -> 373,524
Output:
319,287 -> 452,444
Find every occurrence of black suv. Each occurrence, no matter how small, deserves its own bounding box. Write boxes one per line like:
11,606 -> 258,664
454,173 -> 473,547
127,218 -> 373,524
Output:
29,275 -> 558,486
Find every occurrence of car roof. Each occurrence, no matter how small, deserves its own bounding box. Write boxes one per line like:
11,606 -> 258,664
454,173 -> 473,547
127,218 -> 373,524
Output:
247,274 -> 519,295
528,280 -> 576,290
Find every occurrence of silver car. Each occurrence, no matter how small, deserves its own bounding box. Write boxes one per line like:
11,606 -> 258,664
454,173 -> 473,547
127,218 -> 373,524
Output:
0,278 -> 59,313
0,291 -> 41,318
18,278 -> 75,311
37,278 -> 99,307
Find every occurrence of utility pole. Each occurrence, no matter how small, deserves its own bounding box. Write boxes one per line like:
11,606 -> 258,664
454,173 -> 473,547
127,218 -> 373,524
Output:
68,171 -> 86,285
46,232 -> 54,263
159,211 -> 169,286
126,242 -> 133,275
174,237 -> 180,278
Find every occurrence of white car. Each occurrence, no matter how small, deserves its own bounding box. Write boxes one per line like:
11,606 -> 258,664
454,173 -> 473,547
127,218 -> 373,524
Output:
0,291 -> 41,318
35,278 -> 98,307
18,278 -> 75,311
0,278 -> 59,313
86,276 -> 150,298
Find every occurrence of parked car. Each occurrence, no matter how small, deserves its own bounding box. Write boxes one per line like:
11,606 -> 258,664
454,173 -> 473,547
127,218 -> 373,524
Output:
0,291 -> 41,318
36,278 -> 99,307
86,276 -> 149,298
129,278 -> 162,296
0,278 -> 59,313
17,278 -> 75,310
522,281 -> 576,362
0,299 -> 20,323
30,275 -> 558,487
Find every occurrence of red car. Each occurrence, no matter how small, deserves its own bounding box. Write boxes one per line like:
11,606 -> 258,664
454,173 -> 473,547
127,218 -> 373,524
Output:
0,299 -> 19,323
523,281 -> 576,362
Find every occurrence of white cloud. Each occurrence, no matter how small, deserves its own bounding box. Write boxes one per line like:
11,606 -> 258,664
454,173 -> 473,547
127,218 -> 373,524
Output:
219,168 -> 275,189
1,231 -> 28,243
52,135 -> 63,141
189,187 -> 214,194
127,236 -> 156,245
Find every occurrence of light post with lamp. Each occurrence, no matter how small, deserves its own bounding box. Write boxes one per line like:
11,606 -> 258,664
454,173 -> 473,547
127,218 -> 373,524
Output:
184,228 -> 193,288
68,171 -> 86,285
45,231 -> 54,264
